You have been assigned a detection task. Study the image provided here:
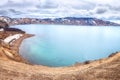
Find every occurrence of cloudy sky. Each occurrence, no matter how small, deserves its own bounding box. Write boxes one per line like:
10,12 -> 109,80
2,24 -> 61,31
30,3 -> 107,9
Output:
0,0 -> 120,22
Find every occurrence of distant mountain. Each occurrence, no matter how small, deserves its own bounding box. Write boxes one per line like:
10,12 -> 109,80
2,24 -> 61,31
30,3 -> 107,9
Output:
0,16 -> 120,26
49,17 -> 120,26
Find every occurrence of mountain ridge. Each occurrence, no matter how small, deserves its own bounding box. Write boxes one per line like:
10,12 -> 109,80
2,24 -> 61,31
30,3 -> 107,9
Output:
0,16 -> 120,26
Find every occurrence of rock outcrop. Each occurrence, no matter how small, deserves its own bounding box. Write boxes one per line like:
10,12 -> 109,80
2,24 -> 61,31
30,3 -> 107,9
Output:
0,20 -> 9,28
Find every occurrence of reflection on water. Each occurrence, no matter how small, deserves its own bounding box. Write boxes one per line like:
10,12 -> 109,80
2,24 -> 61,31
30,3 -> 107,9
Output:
11,24 -> 120,67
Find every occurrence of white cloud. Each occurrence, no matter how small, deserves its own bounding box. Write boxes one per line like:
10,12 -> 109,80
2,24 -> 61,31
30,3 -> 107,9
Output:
0,0 -> 119,20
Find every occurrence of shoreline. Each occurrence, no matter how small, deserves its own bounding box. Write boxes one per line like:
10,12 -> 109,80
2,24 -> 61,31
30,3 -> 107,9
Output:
0,22 -> 120,79
0,25 -> 119,66
7,32 -> 120,66
0,34 -> 120,80
10,33 -> 35,63
10,34 -> 34,54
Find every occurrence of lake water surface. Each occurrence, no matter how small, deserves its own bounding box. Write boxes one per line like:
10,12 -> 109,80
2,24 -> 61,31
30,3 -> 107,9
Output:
11,24 -> 120,67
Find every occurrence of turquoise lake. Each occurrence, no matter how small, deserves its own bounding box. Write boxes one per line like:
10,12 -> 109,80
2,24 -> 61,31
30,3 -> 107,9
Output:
12,24 -> 120,67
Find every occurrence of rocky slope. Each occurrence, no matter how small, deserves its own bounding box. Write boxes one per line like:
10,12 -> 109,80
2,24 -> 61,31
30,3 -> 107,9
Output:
0,52 -> 120,80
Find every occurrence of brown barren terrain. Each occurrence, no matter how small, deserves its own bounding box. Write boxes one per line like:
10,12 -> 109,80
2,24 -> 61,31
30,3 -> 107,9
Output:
0,51 -> 120,80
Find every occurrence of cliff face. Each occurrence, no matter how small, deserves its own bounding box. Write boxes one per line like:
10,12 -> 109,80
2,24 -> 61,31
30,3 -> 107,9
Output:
0,20 -> 34,63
